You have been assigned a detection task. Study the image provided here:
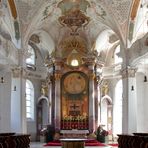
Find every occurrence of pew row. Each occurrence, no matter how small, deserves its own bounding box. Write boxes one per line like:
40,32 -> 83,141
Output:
0,133 -> 30,148
118,134 -> 148,148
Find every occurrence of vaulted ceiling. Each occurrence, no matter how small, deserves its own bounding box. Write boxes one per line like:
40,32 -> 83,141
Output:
0,0 -> 143,68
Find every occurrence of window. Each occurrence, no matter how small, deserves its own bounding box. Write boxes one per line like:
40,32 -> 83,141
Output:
114,45 -> 123,71
114,45 -> 122,64
26,79 -> 34,120
26,45 -> 36,70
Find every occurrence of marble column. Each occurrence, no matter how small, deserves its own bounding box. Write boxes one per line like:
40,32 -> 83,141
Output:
121,67 -> 137,134
88,62 -> 96,132
54,62 -> 62,130
95,76 -> 101,130
47,76 -> 52,125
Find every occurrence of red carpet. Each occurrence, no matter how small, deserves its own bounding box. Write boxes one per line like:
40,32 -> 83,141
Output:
108,143 -> 118,147
44,139 -> 107,147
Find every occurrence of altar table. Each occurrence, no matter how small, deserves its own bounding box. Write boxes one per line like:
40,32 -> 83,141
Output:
60,138 -> 87,148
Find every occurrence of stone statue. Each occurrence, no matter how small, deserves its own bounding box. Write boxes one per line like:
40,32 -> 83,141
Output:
41,83 -> 48,96
102,83 -> 109,96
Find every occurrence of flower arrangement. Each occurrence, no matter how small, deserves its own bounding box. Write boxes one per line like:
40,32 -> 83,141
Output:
101,129 -> 109,136
96,125 -> 108,143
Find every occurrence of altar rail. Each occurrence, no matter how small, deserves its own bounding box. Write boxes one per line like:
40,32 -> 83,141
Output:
118,134 -> 148,148
0,133 -> 30,148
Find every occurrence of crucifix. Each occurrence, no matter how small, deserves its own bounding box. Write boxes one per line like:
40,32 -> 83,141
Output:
70,104 -> 79,110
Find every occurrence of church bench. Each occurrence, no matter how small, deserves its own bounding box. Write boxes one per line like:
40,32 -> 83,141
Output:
0,133 -> 30,148
118,134 -> 148,148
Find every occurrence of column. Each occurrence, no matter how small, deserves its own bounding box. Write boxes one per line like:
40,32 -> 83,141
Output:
47,75 -> 52,125
121,67 -> 137,134
95,76 -> 102,129
88,62 -> 96,132
11,67 -> 27,133
11,50 -> 27,133
54,62 -> 62,130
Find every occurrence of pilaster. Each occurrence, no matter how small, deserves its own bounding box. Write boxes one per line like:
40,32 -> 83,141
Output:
11,49 -> 27,133
120,66 -> 137,134
88,61 -> 96,132
54,61 -> 62,130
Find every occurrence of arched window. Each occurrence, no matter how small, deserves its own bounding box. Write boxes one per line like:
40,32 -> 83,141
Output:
26,79 -> 34,120
114,45 -> 123,64
26,45 -> 35,65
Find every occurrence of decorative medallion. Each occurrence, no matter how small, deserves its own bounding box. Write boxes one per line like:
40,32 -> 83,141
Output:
58,9 -> 90,32
58,0 -> 90,14
58,0 -> 90,32
64,72 -> 86,94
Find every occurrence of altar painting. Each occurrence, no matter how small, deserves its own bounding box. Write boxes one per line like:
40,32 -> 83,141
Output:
61,72 -> 89,130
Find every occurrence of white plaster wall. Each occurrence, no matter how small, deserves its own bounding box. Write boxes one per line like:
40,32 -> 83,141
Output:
0,72 -> 11,132
136,72 -> 148,132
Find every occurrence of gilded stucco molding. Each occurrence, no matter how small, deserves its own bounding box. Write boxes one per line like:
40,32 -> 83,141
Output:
89,73 -> 95,80
54,72 -> 62,81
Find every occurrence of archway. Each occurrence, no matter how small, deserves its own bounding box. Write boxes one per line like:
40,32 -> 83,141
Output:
37,97 -> 49,139
100,95 -> 112,133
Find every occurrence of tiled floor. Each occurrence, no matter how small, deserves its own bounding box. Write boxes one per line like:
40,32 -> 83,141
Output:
30,142 -> 113,148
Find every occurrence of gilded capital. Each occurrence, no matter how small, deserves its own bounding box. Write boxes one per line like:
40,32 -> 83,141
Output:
54,73 -> 61,80
89,73 -> 95,80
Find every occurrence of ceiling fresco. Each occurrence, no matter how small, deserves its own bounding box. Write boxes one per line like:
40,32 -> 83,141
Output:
0,0 -> 145,62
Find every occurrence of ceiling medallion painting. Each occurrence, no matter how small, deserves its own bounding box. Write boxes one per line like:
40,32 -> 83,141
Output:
58,0 -> 90,33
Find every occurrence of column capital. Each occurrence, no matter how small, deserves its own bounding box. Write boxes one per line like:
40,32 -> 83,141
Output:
46,75 -> 54,84
54,72 -> 62,81
89,73 -> 95,80
11,67 -> 28,78
120,66 -> 137,79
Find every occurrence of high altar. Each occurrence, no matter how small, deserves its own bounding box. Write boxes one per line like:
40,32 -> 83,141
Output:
37,0 -> 103,135
42,44 -> 102,134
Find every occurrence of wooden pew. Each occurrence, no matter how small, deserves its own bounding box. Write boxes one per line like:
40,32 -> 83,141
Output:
0,133 -> 30,148
118,134 -> 148,148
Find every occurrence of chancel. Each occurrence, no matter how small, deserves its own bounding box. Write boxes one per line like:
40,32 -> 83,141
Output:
0,0 -> 148,148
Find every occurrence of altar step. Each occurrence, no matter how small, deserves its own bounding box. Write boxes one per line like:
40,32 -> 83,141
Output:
31,142 -> 115,148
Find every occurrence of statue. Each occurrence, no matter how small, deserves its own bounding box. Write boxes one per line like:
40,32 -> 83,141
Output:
41,83 -> 48,96
102,83 -> 109,96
